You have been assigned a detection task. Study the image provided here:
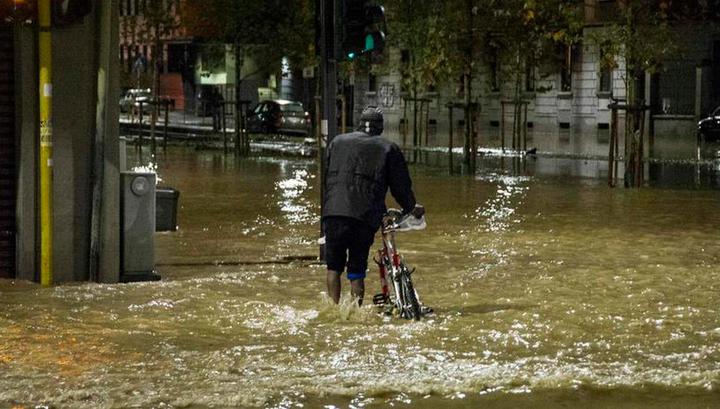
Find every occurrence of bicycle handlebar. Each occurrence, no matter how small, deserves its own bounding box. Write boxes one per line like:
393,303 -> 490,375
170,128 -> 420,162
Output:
383,209 -> 427,232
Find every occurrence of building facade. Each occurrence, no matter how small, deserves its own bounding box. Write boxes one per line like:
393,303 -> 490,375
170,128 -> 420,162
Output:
118,0 -> 302,115
353,0 -> 720,161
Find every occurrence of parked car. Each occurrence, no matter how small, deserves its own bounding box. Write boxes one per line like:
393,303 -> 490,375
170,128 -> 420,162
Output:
247,100 -> 311,136
698,105 -> 720,142
119,88 -> 152,113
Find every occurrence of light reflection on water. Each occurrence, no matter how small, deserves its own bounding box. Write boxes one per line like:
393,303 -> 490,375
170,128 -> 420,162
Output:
1,148 -> 720,408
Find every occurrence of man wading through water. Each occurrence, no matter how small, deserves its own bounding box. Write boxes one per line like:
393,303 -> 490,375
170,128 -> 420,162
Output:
322,106 -> 424,305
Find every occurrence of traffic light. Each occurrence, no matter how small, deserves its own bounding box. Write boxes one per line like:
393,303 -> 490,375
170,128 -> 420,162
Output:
52,0 -> 91,26
341,1 -> 386,61
0,0 -> 91,25
0,0 -> 37,24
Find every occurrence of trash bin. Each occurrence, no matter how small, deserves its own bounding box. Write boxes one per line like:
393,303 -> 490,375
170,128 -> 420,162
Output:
156,187 -> 180,232
121,171 -> 160,282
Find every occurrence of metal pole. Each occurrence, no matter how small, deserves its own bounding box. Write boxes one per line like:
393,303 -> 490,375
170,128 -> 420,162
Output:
413,96 -> 418,162
402,98 -> 408,147
235,100 -> 244,156
340,94 -> 346,133
523,102 -> 528,152
512,102 -> 517,151
234,40 -> 243,156
138,101 -> 144,150
319,0 -> 338,258
150,101 -> 156,155
614,109 -> 619,185
418,100 -> 423,146
448,105 -> 453,175
471,103 -> 477,172
609,107 -> 617,187
696,68 -> 703,162
463,76 -> 469,167
163,100 -> 169,151
222,102 -> 228,154
424,100 -> 430,146
39,0 -> 53,286
243,102 -> 250,153
321,0 -> 337,142
501,101 -> 505,153
638,105 -> 645,186
315,95 -> 321,145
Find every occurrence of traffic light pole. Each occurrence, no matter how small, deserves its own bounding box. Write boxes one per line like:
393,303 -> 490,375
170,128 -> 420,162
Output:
320,0 -> 338,151
319,0 -> 338,260
39,0 -> 54,286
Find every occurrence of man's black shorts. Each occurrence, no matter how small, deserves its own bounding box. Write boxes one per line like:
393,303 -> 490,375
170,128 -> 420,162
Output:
324,216 -> 376,280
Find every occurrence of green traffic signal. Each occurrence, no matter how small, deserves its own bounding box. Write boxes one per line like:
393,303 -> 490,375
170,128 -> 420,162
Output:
340,1 -> 386,61
347,34 -> 381,60
364,34 -> 375,52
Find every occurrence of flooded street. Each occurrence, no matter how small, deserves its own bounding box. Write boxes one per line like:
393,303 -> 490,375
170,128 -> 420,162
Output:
2,147 -> 720,408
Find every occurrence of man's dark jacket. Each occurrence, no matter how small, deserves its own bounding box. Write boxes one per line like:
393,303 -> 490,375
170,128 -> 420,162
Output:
322,131 -> 416,231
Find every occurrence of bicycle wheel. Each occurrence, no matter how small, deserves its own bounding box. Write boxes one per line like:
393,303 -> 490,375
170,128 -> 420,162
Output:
399,270 -> 421,321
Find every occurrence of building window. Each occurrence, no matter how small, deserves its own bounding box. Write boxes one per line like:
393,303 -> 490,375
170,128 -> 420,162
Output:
368,74 -> 377,92
560,44 -> 574,92
489,47 -> 500,92
399,50 -> 410,94
597,0 -> 619,22
598,48 -> 613,94
120,0 -> 145,16
712,40 -> 720,103
525,60 -> 535,92
400,49 -> 410,65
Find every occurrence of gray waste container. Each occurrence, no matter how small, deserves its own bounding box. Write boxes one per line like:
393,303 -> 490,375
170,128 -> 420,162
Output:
156,188 -> 180,232
121,171 -> 160,282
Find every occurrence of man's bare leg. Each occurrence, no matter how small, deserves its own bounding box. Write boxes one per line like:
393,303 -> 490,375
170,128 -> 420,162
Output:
326,270 -> 341,304
350,278 -> 365,306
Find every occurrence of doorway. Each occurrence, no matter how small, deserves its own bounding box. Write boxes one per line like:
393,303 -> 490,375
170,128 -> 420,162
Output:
0,26 -> 16,279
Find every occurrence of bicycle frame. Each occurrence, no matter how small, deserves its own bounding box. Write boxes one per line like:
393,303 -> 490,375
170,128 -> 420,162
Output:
376,227 -> 401,304
376,220 -> 423,316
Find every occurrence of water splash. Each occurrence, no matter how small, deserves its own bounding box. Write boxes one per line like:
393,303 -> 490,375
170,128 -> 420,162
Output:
130,161 -> 163,184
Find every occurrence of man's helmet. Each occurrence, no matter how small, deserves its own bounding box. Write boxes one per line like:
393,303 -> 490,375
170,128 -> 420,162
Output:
358,105 -> 384,136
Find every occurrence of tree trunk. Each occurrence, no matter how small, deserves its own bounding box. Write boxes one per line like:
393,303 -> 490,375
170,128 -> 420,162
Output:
448,104 -> 454,175
513,68 -> 522,152
402,98 -> 408,147
624,72 -> 643,187
413,86 -> 418,163
501,101 -> 505,152
463,73 -> 470,169
463,0 -> 474,172
609,106 -> 617,187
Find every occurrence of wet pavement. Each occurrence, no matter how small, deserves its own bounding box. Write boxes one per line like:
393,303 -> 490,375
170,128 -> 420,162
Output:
1,147 -> 720,408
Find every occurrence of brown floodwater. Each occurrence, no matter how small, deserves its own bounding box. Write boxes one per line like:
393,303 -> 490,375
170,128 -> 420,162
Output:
1,147 -> 720,408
